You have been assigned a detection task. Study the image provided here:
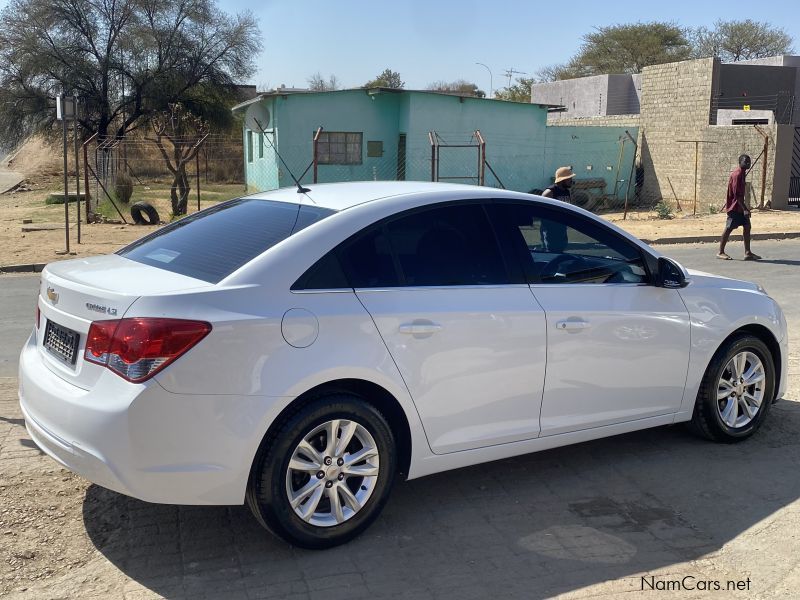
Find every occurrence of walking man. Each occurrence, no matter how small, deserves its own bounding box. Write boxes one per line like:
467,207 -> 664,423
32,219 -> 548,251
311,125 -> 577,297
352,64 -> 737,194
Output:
718,154 -> 761,261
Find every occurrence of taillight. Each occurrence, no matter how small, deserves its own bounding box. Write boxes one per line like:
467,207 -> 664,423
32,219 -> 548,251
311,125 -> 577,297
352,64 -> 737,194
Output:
84,318 -> 211,383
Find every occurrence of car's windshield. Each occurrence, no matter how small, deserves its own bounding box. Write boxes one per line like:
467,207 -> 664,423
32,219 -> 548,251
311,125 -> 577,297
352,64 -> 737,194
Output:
118,198 -> 335,283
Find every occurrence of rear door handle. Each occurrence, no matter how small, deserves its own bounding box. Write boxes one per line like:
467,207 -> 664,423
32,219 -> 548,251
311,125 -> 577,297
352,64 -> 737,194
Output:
399,321 -> 443,335
555,320 -> 591,331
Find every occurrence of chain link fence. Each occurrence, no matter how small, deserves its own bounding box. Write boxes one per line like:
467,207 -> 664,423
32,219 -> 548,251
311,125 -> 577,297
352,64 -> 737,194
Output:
82,134 -> 245,220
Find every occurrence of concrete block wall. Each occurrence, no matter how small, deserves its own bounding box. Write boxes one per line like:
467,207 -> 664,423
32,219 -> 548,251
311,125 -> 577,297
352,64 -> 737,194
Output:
547,114 -> 641,128
638,57 -> 788,210
639,58 -> 717,206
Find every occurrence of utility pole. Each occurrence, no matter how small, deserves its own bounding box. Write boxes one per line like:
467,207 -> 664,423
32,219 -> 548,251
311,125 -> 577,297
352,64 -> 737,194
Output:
502,68 -> 527,89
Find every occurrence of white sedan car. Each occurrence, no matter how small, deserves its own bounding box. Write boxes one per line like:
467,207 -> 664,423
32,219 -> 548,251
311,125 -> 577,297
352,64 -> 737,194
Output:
19,182 -> 788,548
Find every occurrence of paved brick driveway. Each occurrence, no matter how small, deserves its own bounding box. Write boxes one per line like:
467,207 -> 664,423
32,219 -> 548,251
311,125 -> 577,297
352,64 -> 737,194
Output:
3,372 -> 800,599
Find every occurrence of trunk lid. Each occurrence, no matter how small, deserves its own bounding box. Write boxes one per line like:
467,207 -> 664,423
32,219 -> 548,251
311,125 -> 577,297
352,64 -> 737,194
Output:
37,254 -> 211,389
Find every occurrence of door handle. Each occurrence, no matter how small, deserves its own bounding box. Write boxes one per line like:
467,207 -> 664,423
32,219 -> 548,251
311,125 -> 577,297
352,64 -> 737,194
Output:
399,321 -> 443,335
555,320 -> 591,332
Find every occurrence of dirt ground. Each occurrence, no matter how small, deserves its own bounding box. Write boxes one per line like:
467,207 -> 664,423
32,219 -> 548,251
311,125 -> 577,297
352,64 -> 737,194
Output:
603,207 -> 800,243
0,180 -> 245,267
3,181 -> 800,268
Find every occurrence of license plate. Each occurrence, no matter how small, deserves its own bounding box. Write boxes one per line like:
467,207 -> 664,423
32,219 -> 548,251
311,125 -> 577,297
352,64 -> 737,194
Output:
44,320 -> 80,365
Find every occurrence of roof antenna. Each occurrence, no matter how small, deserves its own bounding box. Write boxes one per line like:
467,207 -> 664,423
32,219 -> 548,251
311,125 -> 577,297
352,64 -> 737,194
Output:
252,117 -> 312,195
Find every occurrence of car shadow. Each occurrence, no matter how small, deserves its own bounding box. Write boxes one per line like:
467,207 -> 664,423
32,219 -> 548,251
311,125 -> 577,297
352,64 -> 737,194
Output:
83,398 -> 800,599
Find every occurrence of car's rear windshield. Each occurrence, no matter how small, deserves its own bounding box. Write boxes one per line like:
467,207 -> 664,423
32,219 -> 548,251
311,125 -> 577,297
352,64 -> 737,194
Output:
117,199 -> 335,283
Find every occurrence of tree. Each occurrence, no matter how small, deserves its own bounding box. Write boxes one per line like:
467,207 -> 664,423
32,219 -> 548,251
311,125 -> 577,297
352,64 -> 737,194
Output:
364,68 -> 404,89
534,62 -> 584,83
537,22 -> 692,80
494,77 -> 536,102
307,73 -> 340,91
692,20 -> 794,62
427,80 -> 485,98
0,0 -> 260,147
147,103 -> 208,216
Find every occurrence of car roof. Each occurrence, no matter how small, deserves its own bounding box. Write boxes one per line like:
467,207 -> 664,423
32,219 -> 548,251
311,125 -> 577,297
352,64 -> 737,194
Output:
242,181 -> 502,212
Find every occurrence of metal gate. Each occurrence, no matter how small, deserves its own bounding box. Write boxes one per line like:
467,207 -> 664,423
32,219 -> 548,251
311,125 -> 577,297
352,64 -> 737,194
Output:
790,127 -> 800,207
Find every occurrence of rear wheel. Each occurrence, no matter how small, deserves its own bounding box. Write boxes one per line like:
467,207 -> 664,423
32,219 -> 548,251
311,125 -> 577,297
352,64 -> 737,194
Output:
246,394 -> 396,548
690,334 -> 775,442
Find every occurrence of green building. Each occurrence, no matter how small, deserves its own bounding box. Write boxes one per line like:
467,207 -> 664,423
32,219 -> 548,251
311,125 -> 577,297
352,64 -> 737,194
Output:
232,87 -> 637,198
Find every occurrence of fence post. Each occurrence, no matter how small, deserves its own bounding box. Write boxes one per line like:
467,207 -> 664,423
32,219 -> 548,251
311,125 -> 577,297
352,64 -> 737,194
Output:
82,133 -> 96,223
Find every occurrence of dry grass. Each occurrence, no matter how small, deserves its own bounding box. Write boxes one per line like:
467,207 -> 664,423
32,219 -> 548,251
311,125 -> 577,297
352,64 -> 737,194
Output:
0,181 -> 245,266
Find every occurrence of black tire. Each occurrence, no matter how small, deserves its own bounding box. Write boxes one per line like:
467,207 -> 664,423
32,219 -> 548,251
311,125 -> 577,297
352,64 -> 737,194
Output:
130,201 -> 160,225
246,394 -> 396,549
690,333 -> 775,443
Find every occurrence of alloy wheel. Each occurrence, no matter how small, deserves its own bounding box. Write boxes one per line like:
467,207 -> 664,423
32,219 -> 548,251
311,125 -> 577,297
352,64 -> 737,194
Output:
285,419 -> 380,527
716,351 -> 766,429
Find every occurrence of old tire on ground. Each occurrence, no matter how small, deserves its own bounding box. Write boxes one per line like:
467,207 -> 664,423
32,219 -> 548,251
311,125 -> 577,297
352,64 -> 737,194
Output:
130,201 -> 159,225
689,333 -> 775,443
246,394 -> 396,549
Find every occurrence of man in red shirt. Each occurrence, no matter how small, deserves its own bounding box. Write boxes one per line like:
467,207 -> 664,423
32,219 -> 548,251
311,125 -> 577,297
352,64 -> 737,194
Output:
718,154 -> 761,260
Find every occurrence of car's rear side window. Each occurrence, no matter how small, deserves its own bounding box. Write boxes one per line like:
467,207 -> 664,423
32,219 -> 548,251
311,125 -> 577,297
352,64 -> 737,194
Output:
118,199 -> 334,283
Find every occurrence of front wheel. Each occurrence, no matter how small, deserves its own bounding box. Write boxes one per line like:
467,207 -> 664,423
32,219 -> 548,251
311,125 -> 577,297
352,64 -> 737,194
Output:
246,394 -> 396,548
690,334 -> 775,443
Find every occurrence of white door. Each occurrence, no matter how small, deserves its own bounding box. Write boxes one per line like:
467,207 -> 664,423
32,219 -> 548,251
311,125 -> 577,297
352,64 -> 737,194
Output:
339,203 -> 547,454
488,202 -> 691,436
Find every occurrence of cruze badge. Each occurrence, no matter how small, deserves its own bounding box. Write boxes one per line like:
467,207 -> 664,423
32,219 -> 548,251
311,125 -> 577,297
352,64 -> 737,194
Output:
86,302 -> 118,316
46,287 -> 59,304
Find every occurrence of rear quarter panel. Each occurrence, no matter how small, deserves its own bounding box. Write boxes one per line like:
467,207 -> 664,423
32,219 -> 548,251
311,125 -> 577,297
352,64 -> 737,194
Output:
128,285 -> 432,478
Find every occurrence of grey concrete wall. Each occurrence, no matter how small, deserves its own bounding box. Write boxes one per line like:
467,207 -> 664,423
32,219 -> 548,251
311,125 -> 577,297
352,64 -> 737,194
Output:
607,74 -> 640,114
716,64 -> 796,123
533,74 -> 641,118
716,109 -> 774,125
735,56 -> 800,124
532,75 -> 610,118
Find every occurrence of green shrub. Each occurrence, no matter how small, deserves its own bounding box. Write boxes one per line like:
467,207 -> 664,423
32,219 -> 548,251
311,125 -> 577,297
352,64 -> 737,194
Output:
655,200 -> 674,220
114,172 -> 134,204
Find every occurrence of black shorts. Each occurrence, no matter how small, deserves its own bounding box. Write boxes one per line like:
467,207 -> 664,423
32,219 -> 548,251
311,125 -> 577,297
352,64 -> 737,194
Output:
726,211 -> 750,230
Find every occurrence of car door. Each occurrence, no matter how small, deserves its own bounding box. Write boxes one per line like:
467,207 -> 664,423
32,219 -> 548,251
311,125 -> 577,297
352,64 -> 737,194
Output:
489,201 -> 691,437
338,202 -> 547,454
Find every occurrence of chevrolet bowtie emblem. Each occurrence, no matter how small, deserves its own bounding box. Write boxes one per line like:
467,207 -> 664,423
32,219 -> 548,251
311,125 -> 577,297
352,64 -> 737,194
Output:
46,287 -> 59,304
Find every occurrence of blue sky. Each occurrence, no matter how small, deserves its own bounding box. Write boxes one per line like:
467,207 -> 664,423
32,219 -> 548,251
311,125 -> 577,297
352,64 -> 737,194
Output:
225,0 -> 800,91
1,0 -> 798,92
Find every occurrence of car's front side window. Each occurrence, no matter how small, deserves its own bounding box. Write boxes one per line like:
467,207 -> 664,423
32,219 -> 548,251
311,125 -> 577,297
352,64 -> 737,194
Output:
490,203 -> 648,285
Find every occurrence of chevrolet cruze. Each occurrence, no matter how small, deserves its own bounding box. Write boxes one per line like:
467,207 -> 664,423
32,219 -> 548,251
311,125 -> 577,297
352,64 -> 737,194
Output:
19,181 -> 788,548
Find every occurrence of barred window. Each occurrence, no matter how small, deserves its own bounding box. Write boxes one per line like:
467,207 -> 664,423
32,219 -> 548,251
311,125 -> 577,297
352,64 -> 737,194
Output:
316,131 -> 362,165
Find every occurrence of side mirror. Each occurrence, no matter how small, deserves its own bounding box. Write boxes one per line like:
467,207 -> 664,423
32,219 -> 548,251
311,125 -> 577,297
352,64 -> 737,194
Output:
656,257 -> 689,289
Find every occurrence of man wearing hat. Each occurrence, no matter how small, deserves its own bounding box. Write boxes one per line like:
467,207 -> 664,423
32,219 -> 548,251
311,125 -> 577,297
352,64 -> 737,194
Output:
538,166 -> 576,252
541,166 -> 576,203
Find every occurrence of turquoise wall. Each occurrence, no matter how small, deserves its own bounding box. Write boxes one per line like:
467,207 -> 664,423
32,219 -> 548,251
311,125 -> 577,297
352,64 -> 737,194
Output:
244,97 -> 279,192
238,90 -> 636,198
274,90 -> 401,188
542,126 -> 639,199
402,94 -> 548,191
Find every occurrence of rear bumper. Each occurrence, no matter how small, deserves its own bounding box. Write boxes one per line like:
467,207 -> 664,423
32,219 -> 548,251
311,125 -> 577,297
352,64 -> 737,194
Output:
18,332 -> 278,505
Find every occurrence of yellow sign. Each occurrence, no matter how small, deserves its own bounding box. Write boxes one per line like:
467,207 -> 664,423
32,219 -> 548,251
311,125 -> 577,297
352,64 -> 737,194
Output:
743,105 -> 751,111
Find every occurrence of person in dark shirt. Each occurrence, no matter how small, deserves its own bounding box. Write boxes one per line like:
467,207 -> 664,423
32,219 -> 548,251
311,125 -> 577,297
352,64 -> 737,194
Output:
718,154 -> 761,261
538,166 -> 575,252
